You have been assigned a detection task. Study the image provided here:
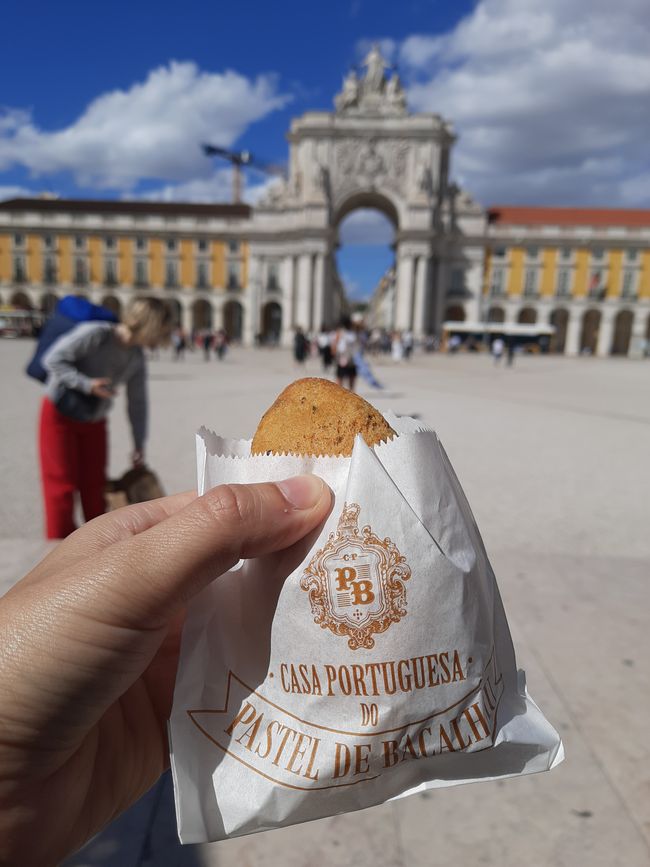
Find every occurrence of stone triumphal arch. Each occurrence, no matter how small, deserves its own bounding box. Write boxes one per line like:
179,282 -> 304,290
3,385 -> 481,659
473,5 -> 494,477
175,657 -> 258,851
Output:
248,46 -> 486,346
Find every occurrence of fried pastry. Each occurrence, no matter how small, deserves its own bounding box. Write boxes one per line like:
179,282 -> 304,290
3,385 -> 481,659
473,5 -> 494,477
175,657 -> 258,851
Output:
251,377 -> 395,457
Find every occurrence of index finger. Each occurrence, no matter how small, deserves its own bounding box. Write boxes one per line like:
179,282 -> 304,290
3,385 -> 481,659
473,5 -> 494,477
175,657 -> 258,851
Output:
26,491 -> 198,584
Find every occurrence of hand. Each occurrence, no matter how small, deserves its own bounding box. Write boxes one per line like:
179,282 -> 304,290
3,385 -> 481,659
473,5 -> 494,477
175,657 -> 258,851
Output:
131,449 -> 145,468
0,475 -> 331,866
90,377 -> 114,399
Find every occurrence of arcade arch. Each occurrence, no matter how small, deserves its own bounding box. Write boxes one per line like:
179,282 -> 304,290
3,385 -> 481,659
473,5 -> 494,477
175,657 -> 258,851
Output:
580,309 -> 601,354
101,295 -> 122,319
334,199 -> 396,328
487,306 -> 505,323
517,307 -> 537,324
224,300 -> 244,341
611,310 -> 633,355
11,291 -> 32,309
445,305 -> 465,322
192,299 -> 212,331
550,308 -> 568,353
261,301 -> 282,344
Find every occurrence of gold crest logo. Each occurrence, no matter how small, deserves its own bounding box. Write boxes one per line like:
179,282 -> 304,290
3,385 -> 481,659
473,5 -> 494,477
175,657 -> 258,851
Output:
300,503 -> 411,650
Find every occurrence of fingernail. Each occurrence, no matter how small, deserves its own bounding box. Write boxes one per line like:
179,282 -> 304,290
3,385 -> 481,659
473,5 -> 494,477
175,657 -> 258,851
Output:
276,475 -> 326,510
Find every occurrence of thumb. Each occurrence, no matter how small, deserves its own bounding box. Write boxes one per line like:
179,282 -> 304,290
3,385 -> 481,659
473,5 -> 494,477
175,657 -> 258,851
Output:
93,475 -> 332,627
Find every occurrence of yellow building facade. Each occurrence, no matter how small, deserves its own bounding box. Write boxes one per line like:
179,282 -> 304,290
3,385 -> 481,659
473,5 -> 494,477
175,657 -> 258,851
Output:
0,199 -> 252,340
472,207 -> 650,356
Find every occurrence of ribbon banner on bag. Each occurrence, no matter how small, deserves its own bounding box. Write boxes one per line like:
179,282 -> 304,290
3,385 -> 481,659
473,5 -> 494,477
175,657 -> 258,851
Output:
187,650 -> 503,792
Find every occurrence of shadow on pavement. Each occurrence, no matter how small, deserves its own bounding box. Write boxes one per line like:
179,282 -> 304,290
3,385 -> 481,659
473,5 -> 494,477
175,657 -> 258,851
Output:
64,771 -> 201,867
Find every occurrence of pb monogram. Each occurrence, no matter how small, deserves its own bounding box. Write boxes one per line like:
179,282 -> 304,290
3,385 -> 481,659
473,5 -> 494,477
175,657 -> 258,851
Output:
300,503 -> 411,650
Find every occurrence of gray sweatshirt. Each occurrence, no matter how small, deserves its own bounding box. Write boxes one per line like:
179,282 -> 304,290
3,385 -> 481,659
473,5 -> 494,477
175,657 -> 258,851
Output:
43,321 -> 147,450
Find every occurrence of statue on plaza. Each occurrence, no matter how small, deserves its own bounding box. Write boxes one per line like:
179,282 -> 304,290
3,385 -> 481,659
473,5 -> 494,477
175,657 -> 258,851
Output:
335,69 -> 360,112
386,72 -> 407,112
362,44 -> 388,92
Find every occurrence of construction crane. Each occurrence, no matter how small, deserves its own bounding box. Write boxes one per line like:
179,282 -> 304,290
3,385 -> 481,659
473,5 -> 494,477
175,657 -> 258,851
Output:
201,144 -> 285,204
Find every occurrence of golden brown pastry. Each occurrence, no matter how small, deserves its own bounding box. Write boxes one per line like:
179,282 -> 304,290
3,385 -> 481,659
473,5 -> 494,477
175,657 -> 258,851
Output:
251,377 -> 395,457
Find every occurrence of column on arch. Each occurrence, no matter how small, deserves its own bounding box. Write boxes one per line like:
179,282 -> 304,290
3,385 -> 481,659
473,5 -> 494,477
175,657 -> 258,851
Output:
180,298 -> 193,334
412,255 -> 430,337
294,253 -> 313,330
394,249 -> 415,330
596,306 -> 616,357
628,307 -> 647,359
311,252 -> 325,333
564,305 -> 582,356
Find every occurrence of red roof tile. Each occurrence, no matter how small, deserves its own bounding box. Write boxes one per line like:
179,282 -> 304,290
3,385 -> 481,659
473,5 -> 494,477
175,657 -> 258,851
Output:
488,206 -> 650,228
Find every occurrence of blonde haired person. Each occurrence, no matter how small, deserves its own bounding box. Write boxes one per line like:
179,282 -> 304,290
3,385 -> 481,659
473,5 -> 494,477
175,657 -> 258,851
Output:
40,297 -> 172,539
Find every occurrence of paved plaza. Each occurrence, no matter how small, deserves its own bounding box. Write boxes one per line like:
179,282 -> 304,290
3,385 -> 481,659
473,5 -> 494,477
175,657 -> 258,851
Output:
1,340 -> 649,866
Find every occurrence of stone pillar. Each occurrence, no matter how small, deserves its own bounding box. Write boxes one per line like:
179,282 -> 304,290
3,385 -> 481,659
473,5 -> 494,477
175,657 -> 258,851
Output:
212,300 -> 223,331
596,306 -> 615,357
412,256 -> 429,337
243,255 -> 261,346
463,254 -> 484,322
565,306 -> 582,356
431,257 -> 447,335
311,253 -> 325,333
281,256 -> 295,347
394,252 -> 415,330
294,254 -> 312,330
180,298 -> 192,334
628,307 -> 647,359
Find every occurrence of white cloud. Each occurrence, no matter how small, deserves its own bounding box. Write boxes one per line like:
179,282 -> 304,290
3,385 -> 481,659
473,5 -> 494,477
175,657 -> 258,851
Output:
338,209 -> 395,245
397,0 -> 650,205
0,61 -> 290,192
132,167 -> 278,205
0,184 -> 36,201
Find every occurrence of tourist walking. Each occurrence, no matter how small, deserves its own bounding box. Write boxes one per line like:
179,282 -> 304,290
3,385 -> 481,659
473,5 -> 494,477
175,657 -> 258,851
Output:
293,326 -> 309,365
333,316 -> 359,391
214,328 -> 228,361
317,327 -> 333,373
491,336 -> 505,364
171,327 -> 187,360
202,330 -> 213,361
39,297 -> 172,539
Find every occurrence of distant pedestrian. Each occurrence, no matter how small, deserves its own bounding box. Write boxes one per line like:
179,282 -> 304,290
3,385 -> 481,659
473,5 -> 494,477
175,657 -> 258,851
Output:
391,331 -> 404,361
491,337 -> 505,364
39,297 -> 172,539
402,329 -> 414,360
172,327 -> 186,361
293,327 -> 309,365
317,327 -> 333,373
214,329 -> 228,361
506,338 -> 516,366
202,331 -> 213,361
333,316 -> 359,391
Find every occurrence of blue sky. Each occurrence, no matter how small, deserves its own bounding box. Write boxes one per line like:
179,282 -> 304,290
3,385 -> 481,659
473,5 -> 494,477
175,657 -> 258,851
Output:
1,0 -> 649,298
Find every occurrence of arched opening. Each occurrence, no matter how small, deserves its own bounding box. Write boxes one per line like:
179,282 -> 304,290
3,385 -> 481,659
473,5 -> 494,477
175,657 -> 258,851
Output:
612,310 -> 633,356
41,293 -> 59,316
10,291 -> 32,309
101,295 -> 122,319
550,308 -> 569,353
192,299 -> 212,331
334,194 -> 397,330
487,306 -> 505,323
580,309 -> 601,354
223,300 -> 243,341
517,307 -> 537,324
262,301 -> 282,345
167,298 -> 182,327
444,305 -> 465,322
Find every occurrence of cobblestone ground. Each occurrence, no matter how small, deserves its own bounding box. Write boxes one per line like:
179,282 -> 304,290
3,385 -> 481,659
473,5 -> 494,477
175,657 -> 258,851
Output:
1,340 -> 649,867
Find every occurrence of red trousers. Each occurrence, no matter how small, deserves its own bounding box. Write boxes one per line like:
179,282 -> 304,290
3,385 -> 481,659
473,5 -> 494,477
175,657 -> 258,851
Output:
39,398 -> 107,539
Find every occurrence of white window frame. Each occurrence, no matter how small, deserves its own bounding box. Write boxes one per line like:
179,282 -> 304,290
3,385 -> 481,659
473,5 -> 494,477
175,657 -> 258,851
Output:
523,267 -> 538,296
489,266 -> 505,296
195,259 -> 210,289
135,258 -> 148,287
555,267 -> 572,297
621,269 -> 637,299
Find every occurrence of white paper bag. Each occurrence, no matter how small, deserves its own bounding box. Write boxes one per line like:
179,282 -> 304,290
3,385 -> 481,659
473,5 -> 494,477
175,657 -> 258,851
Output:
169,415 -> 563,843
